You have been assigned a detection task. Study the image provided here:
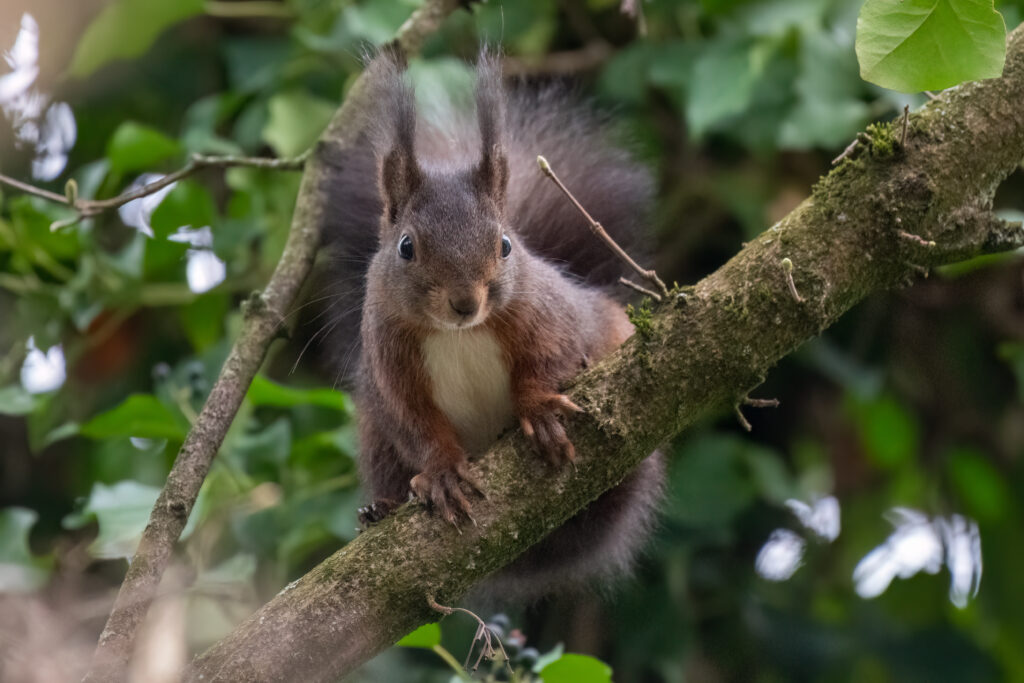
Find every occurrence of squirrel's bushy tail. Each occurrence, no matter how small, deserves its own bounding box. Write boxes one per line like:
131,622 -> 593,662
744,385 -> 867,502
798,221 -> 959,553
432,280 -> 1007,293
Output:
308,51 -> 654,387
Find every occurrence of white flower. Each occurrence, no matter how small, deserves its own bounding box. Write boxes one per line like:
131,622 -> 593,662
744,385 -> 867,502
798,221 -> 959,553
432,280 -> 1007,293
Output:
118,175 -> 176,237
786,496 -> 841,542
20,336 -> 65,394
755,529 -> 806,581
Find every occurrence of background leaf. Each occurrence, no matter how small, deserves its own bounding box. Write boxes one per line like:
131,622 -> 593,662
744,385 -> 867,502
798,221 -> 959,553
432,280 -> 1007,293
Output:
539,653 -> 613,683
62,481 -> 162,559
106,122 -> 182,174
856,0 -> 1006,91
396,622 -> 441,648
80,394 -> 187,441
68,0 -> 205,77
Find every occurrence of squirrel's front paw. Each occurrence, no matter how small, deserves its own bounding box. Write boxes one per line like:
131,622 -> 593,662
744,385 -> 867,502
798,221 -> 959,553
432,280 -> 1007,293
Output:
518,393 -> 583,466
410,461 -> 483,526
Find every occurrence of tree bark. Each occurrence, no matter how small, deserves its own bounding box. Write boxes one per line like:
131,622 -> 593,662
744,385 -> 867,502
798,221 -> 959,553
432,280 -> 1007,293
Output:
187,25 -> 1024,683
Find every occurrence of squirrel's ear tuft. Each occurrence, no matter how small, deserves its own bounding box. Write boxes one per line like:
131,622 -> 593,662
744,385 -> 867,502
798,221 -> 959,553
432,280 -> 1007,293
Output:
376,50 -> 421,224
380,148 -> 421,224
474,49 -> 509,211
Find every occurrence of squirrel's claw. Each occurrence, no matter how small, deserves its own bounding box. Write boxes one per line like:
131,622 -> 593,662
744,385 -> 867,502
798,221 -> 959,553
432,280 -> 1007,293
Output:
410,462 -> 481,526
357,498 -> 401,528
519,393 -> 580,466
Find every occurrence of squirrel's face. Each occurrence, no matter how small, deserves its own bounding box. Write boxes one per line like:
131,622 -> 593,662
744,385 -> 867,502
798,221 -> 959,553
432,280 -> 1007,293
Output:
379,172 -> 517,331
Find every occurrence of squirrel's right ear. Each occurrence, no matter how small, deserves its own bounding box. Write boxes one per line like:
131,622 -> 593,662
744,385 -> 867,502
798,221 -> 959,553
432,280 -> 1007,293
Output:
473,50 -> 509,213
375,50 -> 422,225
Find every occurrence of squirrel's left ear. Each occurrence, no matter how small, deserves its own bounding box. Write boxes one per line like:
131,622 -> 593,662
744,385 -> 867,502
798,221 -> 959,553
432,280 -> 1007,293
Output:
474,50 -> 509,212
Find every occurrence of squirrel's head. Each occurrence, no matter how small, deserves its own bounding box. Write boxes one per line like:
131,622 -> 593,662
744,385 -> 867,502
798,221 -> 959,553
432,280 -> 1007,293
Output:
372,52 -> 514,331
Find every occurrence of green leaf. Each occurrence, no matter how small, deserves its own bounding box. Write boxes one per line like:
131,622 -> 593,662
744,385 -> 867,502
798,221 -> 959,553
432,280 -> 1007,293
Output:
780,32 -> 870,149
80,394 -> 186,441
846,394 -> 919,469
247,375 -> 348,412
856,0 -> 1006,92
539,654 -> 613,683
686,38 -> 772,138
107,122 -> 181,174
149,180 -> 217,239
63,481 -> 161,560
68,0 -> 204,77
0,508 -> 51,593
180,293 -> 229,351
0,385 -> 39,416
946,446 -> 1010,522
262,91 -> 336,158
533,643 -> 565,673
668,434 -> 757,527
396,622 -> 441,648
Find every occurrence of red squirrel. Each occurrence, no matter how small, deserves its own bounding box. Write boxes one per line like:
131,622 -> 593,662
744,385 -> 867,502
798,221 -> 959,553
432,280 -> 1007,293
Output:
313,50 -> 665,599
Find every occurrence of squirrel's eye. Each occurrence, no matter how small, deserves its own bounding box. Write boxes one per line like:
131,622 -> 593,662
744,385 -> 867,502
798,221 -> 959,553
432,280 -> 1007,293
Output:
500,234 -> 512,259
397,234 -> 414,260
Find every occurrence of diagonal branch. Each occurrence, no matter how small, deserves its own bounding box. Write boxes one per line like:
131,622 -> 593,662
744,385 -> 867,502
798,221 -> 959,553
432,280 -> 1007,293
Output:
79,1 -> 463,682
185,23 -> 1024,683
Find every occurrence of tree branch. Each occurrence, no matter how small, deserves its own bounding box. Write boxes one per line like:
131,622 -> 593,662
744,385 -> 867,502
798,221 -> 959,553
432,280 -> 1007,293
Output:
185,24 -> 1024,683
0,153 -> 307,232
79,1 -> 462,681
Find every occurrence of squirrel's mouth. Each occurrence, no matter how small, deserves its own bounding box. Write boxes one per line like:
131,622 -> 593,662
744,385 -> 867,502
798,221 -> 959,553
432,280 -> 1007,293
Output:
429,308 -> 488,330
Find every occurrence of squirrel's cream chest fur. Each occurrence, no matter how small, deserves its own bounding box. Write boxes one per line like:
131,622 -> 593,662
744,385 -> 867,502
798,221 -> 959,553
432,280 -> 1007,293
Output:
422,328 -> 514,455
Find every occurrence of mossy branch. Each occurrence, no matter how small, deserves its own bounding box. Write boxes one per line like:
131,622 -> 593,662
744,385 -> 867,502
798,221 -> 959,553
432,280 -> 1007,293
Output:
185,23 -> 1024,683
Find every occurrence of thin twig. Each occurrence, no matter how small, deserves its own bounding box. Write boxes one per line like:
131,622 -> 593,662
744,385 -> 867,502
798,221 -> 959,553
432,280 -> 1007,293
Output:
538,156 -> 669,297
780,258 -> 804,303
831,132 -> 873,166
897,230 -> 936,248
735,396 -> 779,432
0,172 -> 68,204
619,276 -> 662,301
743,397 -> 780,408
428,597 -> 512,675
924,91 -> 939,101
901,105 -> 910,147
0,151 -> 308,229
734,405 -> 752,432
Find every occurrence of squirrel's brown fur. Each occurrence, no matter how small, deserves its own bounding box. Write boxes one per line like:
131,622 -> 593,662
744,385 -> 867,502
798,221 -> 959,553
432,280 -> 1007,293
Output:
310,50 -> 665,602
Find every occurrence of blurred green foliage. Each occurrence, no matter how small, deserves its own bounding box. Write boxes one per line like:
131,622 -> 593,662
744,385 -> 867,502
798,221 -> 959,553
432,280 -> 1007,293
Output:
2,0 -> 1024,681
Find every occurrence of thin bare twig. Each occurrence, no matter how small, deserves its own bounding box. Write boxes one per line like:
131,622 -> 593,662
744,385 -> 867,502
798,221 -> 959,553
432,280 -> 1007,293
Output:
734,404 -> 752,432
901,105 -> 910,147
831,132 -> 873,166
735,396 -> 779,432
0,151 -> 307,230
619,276 -> 662,301
428,598 -> 512,675
780,257 -> 804,303
744,397 -> 780,408
897,230 -> 936,248
924,91 -> 939,101
538,155 -> 669,297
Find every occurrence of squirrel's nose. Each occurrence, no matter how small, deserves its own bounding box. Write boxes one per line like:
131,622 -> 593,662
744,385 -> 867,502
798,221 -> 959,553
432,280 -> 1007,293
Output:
448,297 -> 479,318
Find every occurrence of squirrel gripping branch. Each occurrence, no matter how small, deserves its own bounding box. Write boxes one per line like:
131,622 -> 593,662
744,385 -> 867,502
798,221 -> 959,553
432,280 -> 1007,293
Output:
311,49 -> 665,600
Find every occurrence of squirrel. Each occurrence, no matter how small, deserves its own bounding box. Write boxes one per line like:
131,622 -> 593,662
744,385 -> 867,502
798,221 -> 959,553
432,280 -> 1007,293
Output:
311,49 -> 665,600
